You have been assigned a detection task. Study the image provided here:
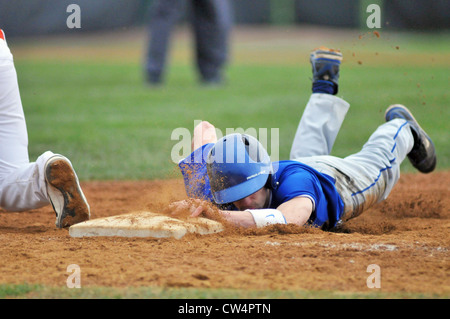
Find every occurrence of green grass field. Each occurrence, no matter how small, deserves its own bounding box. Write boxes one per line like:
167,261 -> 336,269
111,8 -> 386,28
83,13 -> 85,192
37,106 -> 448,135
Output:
10,28 -> 450,181
3,27 -> 449,299
1,283 -> 444,299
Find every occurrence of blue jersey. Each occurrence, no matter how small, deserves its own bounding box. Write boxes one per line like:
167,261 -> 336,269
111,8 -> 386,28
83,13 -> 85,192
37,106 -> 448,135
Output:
269,160 -> 344,229
178,144 -> 344,229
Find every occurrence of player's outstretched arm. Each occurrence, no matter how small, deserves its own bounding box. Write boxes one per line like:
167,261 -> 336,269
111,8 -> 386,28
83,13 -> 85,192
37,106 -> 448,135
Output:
276,196 -> 313,226
172,196 -> 313,228
168,199 -> 256,227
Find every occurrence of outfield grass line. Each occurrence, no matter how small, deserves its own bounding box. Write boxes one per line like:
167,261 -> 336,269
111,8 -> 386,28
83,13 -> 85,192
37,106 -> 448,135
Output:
1,283 -> 446,299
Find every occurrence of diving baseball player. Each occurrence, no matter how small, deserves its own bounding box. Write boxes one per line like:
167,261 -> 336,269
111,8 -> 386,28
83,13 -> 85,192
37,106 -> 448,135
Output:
0,29 -> 90,228
174,46 -> 437,230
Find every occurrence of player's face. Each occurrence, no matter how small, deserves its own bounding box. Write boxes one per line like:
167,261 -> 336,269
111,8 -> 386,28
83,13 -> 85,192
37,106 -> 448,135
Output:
233,187 -> 270,211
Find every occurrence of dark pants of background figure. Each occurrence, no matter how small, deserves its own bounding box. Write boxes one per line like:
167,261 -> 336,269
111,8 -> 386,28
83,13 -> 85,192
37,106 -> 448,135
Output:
145,0 -> 232,84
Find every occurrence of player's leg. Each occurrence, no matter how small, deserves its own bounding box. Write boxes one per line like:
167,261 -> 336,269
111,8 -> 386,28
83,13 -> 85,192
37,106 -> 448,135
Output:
191,0 -> 232,84
290,47 -> 349,159
0,30 -> 90,228
0,29 -> 30,176
335,118 -> 414,220
290,94 -> 349,159
339,105 -> 435,220
301,106 -> 435,222
0,29 -> 47,211
0,151 -> 90,228
191,120 -> 218,151
145,0 -> 185,84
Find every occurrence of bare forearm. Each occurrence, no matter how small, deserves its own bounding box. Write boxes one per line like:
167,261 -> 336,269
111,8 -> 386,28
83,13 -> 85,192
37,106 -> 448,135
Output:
277,197 -> 313,226
219,200 -> 311,228
175,196 -> 312,229
220,210 -> 256,228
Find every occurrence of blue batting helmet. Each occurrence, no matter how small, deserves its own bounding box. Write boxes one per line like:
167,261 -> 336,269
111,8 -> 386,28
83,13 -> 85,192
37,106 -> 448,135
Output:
206,133 -> 272,204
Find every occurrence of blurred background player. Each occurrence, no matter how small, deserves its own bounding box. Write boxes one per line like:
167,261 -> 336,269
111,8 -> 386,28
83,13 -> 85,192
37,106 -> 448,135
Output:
0,29 -> 90,228
145,0 -> 233,86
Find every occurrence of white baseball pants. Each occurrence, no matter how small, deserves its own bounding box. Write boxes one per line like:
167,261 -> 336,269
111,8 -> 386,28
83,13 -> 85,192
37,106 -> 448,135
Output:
291,93 -> 414,221
0,32 -> 54,211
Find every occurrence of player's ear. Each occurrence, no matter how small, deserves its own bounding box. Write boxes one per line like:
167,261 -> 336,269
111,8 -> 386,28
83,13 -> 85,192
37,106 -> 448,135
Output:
264,174 -> 272,189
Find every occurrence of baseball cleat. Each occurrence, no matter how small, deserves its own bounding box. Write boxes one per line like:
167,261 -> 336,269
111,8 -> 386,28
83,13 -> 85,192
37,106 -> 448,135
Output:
385,104 -> 436,173
310,46 -> 343,94
45,155 -> 90,228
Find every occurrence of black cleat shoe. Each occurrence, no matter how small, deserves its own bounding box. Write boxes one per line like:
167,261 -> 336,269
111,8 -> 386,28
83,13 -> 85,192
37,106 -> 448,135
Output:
385,104 -> 436,173
45,155 -> 90,228
310,46 -> 343,94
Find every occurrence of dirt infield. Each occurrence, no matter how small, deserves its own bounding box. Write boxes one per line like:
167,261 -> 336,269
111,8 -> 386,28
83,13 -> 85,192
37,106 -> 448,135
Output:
0,172 -> 448,295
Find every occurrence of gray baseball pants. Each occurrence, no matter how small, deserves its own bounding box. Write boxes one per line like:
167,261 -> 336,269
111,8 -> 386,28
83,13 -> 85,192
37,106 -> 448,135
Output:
291,93 -> 414,221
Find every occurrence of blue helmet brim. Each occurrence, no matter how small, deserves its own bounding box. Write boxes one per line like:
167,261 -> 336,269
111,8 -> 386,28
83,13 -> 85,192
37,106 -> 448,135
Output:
212,172 -> 269,204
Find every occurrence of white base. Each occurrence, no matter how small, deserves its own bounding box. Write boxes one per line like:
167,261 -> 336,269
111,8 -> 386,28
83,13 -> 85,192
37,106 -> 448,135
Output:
69,211 -> 224,239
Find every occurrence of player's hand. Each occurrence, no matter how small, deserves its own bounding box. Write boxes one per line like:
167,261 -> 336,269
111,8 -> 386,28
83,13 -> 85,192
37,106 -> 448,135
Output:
168,199 -> 218,219
190,200 -> 218,219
